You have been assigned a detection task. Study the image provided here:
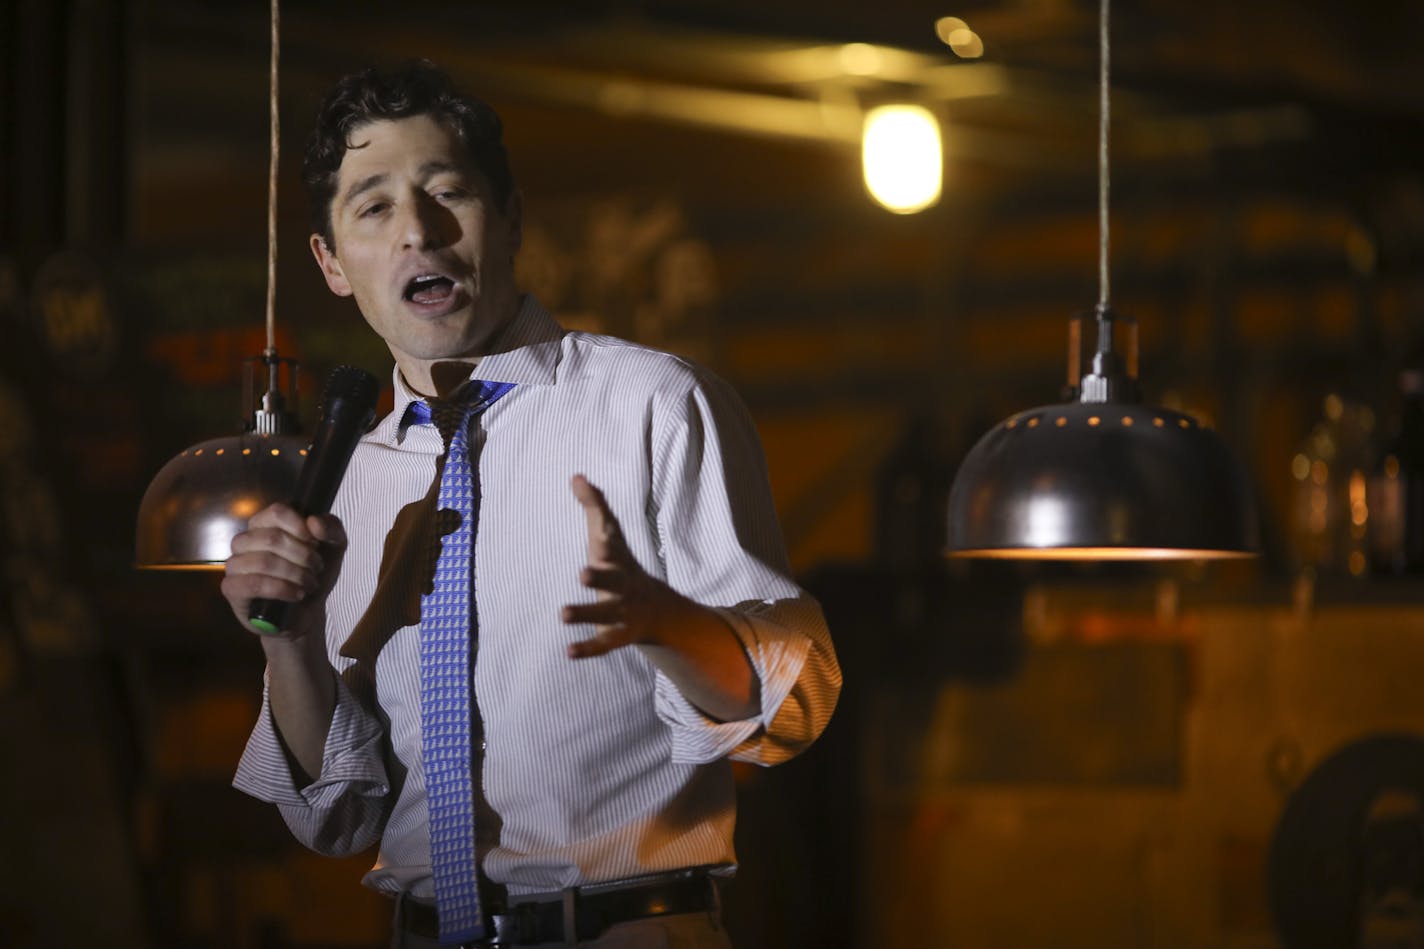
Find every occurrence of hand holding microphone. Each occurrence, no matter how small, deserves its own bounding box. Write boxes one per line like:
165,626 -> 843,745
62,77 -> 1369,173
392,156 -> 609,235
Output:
222,366 -> 379,637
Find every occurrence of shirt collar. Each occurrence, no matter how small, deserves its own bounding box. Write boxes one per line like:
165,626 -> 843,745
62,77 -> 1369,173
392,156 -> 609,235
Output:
370,294 -> 565,448
473,294 -> 565,386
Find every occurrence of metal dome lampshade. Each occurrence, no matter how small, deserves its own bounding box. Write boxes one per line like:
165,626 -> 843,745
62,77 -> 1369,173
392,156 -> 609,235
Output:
945,0 -> 1259,561
947,307 -> 1259,560
135,355 -> 307,569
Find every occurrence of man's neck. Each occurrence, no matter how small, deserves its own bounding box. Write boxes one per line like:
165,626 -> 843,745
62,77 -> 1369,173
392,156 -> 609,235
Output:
395,360 -> 478,401
398,293 -> 525,398
427,360 -> 481,399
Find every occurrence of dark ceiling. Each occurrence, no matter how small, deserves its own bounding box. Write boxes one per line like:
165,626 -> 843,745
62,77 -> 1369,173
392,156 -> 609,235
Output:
122,0 -> 1424,225
136,0 -> 1424,114
10,0 -> 1424,310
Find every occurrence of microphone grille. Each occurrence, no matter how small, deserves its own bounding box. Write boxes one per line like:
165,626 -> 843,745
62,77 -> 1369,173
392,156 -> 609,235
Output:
322,365 -> 380,411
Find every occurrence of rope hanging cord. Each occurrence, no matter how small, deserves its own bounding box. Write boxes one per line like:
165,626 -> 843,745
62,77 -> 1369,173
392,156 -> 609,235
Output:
1097,0 -> 1111,311
265,0 -> 280,354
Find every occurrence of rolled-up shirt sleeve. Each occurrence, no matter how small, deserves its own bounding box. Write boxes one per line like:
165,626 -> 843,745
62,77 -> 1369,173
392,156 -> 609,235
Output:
650,368 -> 842,765
232,669 -> 391,856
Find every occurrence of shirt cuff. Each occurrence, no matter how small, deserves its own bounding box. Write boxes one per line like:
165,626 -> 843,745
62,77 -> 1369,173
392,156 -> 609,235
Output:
232,671 -> 389,807
655,605 -> 812,765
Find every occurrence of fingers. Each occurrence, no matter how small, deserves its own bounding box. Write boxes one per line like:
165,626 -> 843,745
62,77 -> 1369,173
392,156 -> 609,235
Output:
567,475 -> 646,660
570,474 -> 627,565
580,565 -> 625,594
222,503 -> 346,638
220,569 -> 314,610
248,502 -> 313,538
231,527 -> 326,575
238,506 -> 346,555
567,627 -> 633,660
306,513 -> 348,549
562,599 -> 625,625
569,473 -> 604,511
562,566 -> 628,620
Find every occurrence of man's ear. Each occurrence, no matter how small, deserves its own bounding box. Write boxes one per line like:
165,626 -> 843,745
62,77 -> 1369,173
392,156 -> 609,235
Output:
310,233 -> 352,297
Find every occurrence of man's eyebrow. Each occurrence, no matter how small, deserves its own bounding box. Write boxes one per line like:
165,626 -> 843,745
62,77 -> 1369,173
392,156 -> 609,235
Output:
340,173 -> 387,210
419,160 -> 466,180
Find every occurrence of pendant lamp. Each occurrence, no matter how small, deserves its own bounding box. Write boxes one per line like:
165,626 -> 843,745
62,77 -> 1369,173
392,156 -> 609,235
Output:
134,0 -> 307,569
945,0 -> 1259,560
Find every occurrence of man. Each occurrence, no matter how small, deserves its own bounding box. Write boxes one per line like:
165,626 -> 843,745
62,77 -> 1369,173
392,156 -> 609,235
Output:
223,61 -> 840,949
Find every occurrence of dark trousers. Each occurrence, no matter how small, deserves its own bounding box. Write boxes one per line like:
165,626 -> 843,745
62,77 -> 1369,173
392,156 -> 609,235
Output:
390,893 -> 733,949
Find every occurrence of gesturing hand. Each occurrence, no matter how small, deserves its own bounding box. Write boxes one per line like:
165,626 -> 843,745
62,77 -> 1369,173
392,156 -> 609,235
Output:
562,474 -> 693,659
561,475 -> 759,720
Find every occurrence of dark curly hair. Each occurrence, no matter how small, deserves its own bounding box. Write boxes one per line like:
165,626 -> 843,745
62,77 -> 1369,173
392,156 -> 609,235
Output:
303,60 -> 515,249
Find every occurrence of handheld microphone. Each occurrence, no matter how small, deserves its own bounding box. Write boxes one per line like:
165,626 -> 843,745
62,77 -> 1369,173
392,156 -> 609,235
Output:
248,365 -> 380,635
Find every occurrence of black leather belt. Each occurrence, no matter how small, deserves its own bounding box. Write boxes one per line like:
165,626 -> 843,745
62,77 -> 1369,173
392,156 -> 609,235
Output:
401,867 -> 722,946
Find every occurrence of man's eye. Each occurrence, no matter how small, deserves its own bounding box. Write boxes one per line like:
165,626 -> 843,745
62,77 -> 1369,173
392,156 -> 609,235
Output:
359,202 -> 388,217
434,188 -> 466,201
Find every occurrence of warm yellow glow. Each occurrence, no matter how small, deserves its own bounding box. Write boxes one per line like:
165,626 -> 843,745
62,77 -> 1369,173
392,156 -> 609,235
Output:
934,17 -> 985,57
946,28 -> 984,58
862,104 -> 942,214
948,547 -> 1257,561
838,43 -> 884,76
935,16 -> 969,43
232,497 -> 263,520
1349,469 -> 1368,527
1291,453 -> 1311,480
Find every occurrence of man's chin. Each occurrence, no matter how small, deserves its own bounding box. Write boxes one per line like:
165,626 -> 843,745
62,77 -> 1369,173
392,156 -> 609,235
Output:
392,328 -> 493,367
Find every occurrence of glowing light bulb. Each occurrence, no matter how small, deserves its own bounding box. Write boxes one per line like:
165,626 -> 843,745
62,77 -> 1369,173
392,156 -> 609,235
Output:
934,17 -> 984,58
934,17 -> 969,44
862,104 -> 942,214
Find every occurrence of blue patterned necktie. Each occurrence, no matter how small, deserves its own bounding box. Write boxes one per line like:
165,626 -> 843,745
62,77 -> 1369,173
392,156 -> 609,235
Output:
411,379 -> 515,946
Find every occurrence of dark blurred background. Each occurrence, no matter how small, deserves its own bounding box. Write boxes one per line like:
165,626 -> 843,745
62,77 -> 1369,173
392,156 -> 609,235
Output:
4,1 -> 1424,946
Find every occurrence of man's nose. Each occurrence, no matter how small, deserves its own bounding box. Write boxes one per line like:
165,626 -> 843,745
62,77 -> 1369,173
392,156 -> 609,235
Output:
399,192 -> 451,249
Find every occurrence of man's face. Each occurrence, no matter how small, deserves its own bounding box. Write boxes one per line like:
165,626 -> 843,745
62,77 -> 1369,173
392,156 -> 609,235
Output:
310,114 -> 521,393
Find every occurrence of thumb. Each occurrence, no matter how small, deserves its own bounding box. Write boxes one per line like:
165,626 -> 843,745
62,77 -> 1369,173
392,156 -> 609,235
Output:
307,513 -> 348,598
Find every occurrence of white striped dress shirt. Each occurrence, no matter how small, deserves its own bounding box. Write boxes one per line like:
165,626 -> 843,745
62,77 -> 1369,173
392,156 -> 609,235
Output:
232,296 -> 841,900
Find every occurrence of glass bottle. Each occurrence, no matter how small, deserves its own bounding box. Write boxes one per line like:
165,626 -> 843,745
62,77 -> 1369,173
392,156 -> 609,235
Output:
1368,368 -> 1424,575
1291,393 -> 1376,577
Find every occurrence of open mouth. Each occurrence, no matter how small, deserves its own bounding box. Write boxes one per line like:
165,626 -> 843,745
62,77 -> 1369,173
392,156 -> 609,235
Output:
403,273 -> 456,305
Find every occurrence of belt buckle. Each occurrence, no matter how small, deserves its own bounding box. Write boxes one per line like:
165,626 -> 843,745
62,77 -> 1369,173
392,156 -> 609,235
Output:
489,902 -> 537,946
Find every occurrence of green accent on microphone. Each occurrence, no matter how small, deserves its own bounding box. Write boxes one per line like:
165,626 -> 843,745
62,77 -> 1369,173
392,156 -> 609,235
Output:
250,617 -> 281,635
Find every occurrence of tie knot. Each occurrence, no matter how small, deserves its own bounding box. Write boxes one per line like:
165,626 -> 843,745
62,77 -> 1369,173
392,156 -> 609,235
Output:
428,396 -> 479,446
407,383 -> 496,447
